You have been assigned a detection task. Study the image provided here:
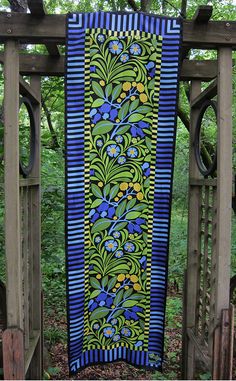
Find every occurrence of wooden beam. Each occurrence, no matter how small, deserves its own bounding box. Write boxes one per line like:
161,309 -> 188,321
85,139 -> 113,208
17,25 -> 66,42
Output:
19,75 -> 40,104
1,13 -> 236,48
0,53 -> 219,80
193,5 -> 213,23
27,0 -> 60,56
191,79 -> 217,108
2,328 -> 25,380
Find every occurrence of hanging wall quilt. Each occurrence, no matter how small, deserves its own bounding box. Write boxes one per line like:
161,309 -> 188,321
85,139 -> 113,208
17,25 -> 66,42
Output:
65,11 -> 182,374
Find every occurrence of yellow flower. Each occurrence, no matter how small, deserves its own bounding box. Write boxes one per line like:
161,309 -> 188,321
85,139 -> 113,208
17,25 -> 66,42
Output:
133,283 -> 141,291
148,76 -> 151,80
130,274 -> 138,283
124,286 -> 129,290
96,274 -> 102,279
137,192 -> 144,201
113,216 -> 118,220
127,195 -> 132,200
130,96 -> 136,101
114,197 -> 119,202
98,181 -> 103,187
133,183 -> 141,192
129,234 -> 134,239
132,138 -> 137,143
115,283 -> 121,288
120,182 -> 128,191
126,274 -> 130,278
118,192 -> 123,197
129,182 -> 133,187
112,288 -> 116,292
140,93 -> 148,103
111,305 -> 115,309
100,80 -> 105,86
132,81 -> 137,87
116,118 -> 120,123
122,82 -> 131,91
117,98 -> 122,103
120,92 -> 126,98
137,83 -> 144,93
117,274 -> 125,282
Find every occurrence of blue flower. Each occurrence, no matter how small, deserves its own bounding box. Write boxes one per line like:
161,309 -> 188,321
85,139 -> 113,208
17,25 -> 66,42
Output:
109,40 -> 123,55
97,34 -> 105,43
130,43 -> 141,55
113,231 -> 121,238
124,242 -> 135,252
107,145 -> 121,158
121,327 -> 131,337
111,318 -> 118,325
96,293 -> 114,308
93,323 -> 100,330
97,202 -> 116,219
113,334 -> 121,342
127,147 -> 138,158
90,66 -> 96,73
127,218 -> 146,234
103,327 -> 115,338
115,135 -> 123,143
139,255 -> 147,270
141,162 -> 150,177
96,293 -> 107,302
96,139 -> 103,147
118,156 -> 126,165
103,112 -> 109,120
115,250 -> 123,258
105,240 -> 118,252
88,299 -> 98,311
135,340 -> 143,347
124,310 -> 138,321
131,121 -> 150,138
120,53 -> 129,63
91,103 -> 118,124
145,61 -> 156,78
95,236 -> 101,243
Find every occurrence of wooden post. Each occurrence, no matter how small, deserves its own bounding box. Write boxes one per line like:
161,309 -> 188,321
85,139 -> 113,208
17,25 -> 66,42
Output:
183,80 -> 202,380
28,75 -> 42,380
4,40 -> 23,329
2,328 -> 25,380
212,46 -> 233,379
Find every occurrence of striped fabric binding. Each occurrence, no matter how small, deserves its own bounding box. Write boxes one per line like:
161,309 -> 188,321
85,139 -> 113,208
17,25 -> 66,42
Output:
65,11 -> 182,374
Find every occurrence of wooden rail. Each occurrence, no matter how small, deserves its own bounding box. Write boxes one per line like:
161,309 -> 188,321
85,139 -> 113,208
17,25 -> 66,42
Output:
1,13 -> 236,48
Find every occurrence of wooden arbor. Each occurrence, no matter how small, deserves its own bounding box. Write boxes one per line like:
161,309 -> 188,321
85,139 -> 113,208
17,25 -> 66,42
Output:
0,3 -> 235,380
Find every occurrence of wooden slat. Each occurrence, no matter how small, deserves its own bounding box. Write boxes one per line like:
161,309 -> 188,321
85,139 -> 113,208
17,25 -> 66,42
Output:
184,80 -> 202,380
187,328 -> 211,369
2,328 -> 25,380
24,330 -> 40,373
193,5 -> 213,23
1,13 -> 236,48
20,178 -> 40,187
22,187 -> 29,350
190,178 -> 217,187
219,307 -> 234,379
215,48 -> 232,321
27,75 -> 42,380
19,75 -> 40,104
4,40 -> 24,330
191,79 -> 217,108
181,60 -> 217,82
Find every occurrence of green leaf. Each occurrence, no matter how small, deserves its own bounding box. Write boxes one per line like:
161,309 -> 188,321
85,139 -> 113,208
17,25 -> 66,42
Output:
91,184 -> 102,198
108,277 -> 117,290
90,277 -> 101,290
92,81 -> 104,98
91,219 -> 112,233
110,184 -> 120,199
114,289 -> 124,306
118,101 -> 130,120
112,84 -> 122,100
90,307 -> 110,320
125,211 -> 141,219
114,221 -> 128,231
102,276 -> 108,288
91,199 -> 103,208
135,106 -> 152,114
127,198 -> 136,210
103,184 -> 110,197
124,288 -> 133,299
105,84 -> 112,97
129,99 -> 139,113
122,300 -> 138,308
90,289 -> 101,298
116,125 -> 130,134
128,113 -> 144,123
111,309 -> 124,318
92,99 -> 104,108
116,200 -> 127,217
92,120 -> 114,135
